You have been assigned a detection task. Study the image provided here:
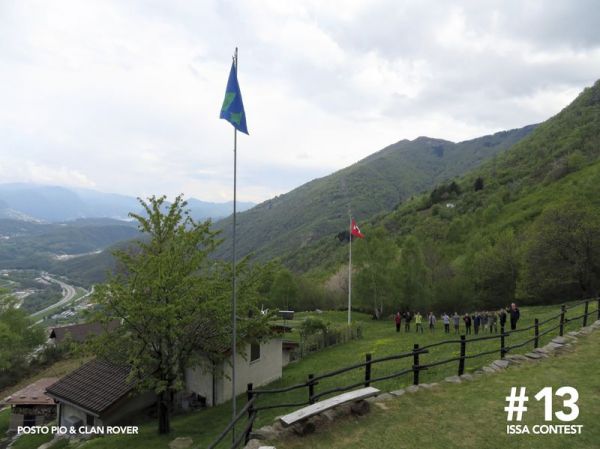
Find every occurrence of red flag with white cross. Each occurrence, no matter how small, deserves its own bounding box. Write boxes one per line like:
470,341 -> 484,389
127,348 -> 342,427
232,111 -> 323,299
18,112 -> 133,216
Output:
351,219 -> 364,239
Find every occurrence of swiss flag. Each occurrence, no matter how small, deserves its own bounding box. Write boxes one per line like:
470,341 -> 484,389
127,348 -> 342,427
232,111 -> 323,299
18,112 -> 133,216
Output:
351,219 -> 365,239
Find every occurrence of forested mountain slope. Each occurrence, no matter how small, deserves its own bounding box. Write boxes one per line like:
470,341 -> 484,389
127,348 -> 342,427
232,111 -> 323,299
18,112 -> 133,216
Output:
213,125 -> 535,264
319,79 -> 600,313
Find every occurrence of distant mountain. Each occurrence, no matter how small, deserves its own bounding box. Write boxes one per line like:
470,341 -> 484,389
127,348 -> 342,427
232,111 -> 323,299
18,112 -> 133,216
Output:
0,184 -> 92,222
186,198 -> 255,222
0,124 -> 538,286
0,186 -> 254,283
211,124 -> 536,267
0,184 -> 254,222
0,218 -> 140,275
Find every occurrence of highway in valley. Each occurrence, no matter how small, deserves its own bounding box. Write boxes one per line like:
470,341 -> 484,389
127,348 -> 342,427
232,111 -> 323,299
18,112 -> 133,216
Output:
29,274 -> 89,319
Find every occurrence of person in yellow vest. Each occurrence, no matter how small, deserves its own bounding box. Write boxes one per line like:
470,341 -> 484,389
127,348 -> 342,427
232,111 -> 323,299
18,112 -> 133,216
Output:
415,312 -> 424,334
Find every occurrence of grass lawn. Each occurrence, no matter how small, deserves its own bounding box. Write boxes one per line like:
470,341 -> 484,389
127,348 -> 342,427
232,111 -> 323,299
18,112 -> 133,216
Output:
1,407 -> 55,449
276,327 -> 600,449
0,407 -> 10,437
0,408 -> 10,447
10,432 -> 54,449
0,356 -> 91,401
74,301 -> 597,449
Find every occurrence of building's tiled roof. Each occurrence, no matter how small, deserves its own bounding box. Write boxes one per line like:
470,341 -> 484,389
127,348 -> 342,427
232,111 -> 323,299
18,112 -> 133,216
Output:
49,320 -> 120,344
3,378 -> 59,406
46,359 -> 133,415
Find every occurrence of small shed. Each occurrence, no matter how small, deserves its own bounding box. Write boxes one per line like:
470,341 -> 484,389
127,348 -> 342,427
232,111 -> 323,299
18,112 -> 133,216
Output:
45,359 -> 155,429
278,310 -> 295,321
3,378 -> 58,432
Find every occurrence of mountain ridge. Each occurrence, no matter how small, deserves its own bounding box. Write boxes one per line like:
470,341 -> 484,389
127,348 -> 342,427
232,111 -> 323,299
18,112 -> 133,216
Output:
313,78 -> 600,310
212,124 -> 537,266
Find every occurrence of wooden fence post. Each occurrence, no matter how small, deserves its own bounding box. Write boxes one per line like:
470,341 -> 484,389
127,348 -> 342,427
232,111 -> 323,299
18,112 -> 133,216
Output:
245,383 -> 254,445
534,319 -> 539,348
583,301 -> 589,327
500,325 -> 506,359
365,353 -> 372,387
458,335 -> 466,376
413,344 -> 420,385
308,374 -> 315,404
560,304 -> 566,336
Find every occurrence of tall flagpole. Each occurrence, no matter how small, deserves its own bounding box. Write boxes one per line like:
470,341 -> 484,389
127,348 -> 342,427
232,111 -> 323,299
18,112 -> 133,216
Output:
231,47 -> 238,441
348,218 -> 352,325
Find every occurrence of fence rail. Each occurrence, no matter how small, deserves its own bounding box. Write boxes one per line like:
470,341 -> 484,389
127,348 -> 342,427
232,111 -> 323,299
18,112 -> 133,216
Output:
208,297 -> 600,449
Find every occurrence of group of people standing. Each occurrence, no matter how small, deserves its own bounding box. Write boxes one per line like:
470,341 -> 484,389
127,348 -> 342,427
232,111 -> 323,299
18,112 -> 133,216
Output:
394,303 -> 521,335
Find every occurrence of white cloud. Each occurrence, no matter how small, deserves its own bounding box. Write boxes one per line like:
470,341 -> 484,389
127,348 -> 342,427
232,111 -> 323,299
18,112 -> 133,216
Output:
0,0 -> 599,203
0,159 -> 96,189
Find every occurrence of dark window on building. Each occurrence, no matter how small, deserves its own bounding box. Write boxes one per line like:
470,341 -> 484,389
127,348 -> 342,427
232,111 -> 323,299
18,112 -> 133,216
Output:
250,342 -> 260,362
23,415 -> 36,427
86,414 -> 94,427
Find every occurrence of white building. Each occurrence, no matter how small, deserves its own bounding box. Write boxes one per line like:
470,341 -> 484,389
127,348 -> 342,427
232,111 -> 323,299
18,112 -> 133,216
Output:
185,339 -> 284,407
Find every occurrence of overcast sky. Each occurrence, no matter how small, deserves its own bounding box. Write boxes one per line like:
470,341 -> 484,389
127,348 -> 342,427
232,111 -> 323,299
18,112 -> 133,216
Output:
1,1 -> 600,203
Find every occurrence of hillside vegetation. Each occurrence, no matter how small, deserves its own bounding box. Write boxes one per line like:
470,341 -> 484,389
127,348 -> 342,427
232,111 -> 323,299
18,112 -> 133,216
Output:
0,129 -> 534,288
212,126 -> 535,267
330,79 -> 600,314
0,219 -> 140,286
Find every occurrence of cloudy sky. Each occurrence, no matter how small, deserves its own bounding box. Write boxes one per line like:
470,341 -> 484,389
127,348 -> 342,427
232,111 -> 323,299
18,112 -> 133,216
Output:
1,1 -> 600,203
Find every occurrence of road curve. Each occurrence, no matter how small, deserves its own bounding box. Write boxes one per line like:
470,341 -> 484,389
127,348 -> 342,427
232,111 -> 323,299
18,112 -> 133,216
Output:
30,275 -> 86,318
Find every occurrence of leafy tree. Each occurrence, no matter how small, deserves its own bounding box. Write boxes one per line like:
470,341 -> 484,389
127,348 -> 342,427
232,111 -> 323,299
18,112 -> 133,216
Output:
92,196 -> 270,434
299,317 -> 328,338
296,275 -> 340,311
421,242 -> 469,312
474,176 -> 484,191
438,255 -> 478,313
353,227 -> 399,318
567,150 -> 586,172
449,181 -> 461,195
398,236 -> 431,311
270,268 -> 299,310
323,266 -> 350,309
471,230 -> 520,307
519,202 -> 600,303
0,294 -> 45,387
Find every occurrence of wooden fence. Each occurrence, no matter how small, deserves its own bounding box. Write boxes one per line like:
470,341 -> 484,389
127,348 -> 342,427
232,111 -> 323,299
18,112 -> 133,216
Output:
207,298 -> 600,449
298,323 -> 362,359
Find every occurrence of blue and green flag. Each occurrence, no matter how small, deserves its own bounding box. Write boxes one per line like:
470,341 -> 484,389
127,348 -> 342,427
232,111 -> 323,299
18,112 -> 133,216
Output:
220,61 -> 248,135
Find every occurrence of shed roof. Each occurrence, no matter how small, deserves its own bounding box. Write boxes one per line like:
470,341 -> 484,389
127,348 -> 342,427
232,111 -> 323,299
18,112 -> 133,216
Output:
3,378 -> 59,406
49,320 -> 120,344
45,359 -> 132,415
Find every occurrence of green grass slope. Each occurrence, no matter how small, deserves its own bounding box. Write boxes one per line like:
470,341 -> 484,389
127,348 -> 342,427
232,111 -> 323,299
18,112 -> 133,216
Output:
53,302 -> 596,449
277,326 -> 600,449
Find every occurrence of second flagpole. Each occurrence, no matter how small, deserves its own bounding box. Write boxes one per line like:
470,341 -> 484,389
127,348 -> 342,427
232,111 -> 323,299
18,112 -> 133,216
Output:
348,218 -> 352,325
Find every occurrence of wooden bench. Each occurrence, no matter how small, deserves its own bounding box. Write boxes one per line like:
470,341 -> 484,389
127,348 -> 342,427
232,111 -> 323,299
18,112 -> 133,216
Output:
279,386 -> 380,426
